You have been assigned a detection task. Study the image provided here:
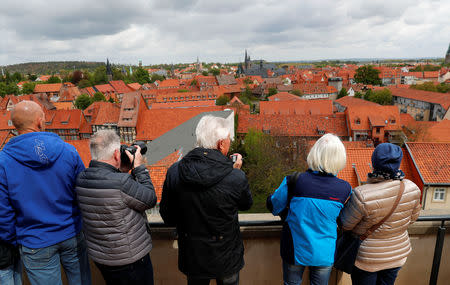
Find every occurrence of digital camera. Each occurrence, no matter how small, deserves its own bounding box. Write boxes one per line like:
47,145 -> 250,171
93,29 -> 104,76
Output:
120,141 -> 147,168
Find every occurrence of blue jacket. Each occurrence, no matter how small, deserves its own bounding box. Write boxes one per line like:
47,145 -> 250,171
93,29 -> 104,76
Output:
0,132 -> 85,248
269,170 -> 351,266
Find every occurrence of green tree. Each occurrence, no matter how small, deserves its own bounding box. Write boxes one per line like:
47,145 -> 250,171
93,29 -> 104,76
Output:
268,88 -> 278,96
371,88 -> 392,105
74,94 -> 93,110
77,79 -> 91,89
202,71 -> 209,76
209,69 -> 220,76
91,66 -> 108,85
354,66 -> 382,85
190,79 -> 198,86
150,73 -> 165,83
337,88 -> 347,99
92,92 -> 106,102
0,82 -> 20,96
290,89 -> 302,97
27,74 -> 37,81
22,82 -> 36,94
215,95 -> 230,106
243,77 -> 253,84
134,67 -> 151,84
239,129 -> 307,212
11,72 -> 22,82
354,91 -> 363,98
47,75 -> 61,83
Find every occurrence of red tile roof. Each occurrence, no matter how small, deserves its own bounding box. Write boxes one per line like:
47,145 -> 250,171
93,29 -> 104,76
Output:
148,149 -> 183,202
389,87 -> 450,110
335,96 -> 380,109
84,102 -> 121,126
346,105 -> 401,131
0,111 -> 14,131
109,80 -> 134,94
406,142 -> 450,184
34,83 -> 63,93
80,87 -> 96,97
268,92 -> 303,102
66,140 -> 91,167
338,148 -> 417,188
59,86 -> 81,102
237,113 -> 348,137
127,83 -> 142,91
150,100 -> 215,109
259,100 -> 333,115
158,79 -> 180,88
118,92 -> 145,128
95,84 -> 115,94
44,109 -> 90,133
135,106 -> 224,141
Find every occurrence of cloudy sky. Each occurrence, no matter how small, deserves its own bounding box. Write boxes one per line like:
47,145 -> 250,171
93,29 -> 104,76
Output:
1,0 -> 449,66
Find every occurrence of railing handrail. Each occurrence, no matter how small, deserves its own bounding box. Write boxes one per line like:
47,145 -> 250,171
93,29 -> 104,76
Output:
149,214 -> 450,228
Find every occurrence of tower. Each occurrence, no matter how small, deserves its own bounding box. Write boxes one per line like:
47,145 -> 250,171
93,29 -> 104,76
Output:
244,49 -> 250,70
445,43 -> 450,65
106,58 -> 113,82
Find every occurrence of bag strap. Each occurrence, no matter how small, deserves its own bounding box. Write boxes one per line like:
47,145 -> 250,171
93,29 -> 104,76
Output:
360,180 -> 405,241
287,172 -> 300,207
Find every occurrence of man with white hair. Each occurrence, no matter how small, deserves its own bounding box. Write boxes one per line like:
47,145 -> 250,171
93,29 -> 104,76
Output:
75,130 -> 157,285
160,115 -> 253,285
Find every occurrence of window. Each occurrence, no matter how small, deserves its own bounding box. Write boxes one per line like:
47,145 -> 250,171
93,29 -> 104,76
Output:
433,189 -> 446,202
355,118 -> 360,125
376,128 -> 380,134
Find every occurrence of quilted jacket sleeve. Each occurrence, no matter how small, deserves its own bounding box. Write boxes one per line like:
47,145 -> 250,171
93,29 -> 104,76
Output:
340,188 -> 367,231
120,165 -> 157,212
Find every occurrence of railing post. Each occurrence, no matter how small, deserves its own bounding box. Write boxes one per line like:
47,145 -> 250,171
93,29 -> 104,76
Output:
429,221 -> 446,285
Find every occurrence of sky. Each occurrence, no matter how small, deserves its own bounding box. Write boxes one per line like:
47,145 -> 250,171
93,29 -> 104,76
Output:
1,0 -> 449,66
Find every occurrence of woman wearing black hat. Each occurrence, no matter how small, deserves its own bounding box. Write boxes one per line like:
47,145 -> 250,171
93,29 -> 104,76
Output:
340,143 -> 421,285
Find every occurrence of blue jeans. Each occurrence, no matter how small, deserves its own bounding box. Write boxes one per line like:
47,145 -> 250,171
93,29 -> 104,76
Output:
19,232 -> 91,285
283,261 -> 332,285
351,266 -> 401,285
0,257 -> 22,285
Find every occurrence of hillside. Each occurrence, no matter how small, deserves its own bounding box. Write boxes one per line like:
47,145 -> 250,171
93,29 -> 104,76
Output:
2,61 -> 105,75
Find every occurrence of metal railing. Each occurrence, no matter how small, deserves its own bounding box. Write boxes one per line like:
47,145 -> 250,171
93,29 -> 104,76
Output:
149,215 -> 450,285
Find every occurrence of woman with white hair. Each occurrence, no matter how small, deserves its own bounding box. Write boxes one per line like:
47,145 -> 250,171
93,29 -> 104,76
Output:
160,115 -> 252,285
267,133 -> 352,285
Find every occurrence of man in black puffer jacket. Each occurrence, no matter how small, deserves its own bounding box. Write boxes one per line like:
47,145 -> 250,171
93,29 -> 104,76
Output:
76,130 -> 157,285
160,115 -> 253,285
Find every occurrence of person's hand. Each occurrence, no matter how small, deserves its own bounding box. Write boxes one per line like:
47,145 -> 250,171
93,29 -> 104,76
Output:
231,153 -> 243,169
125,145 -> 146,169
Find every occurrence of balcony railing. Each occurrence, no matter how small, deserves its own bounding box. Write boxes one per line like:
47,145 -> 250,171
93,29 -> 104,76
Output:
149,214 -> 450,285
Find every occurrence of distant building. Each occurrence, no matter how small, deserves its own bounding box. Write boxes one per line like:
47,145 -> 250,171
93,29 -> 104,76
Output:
445,43 -> 450,65
237,50 -> 286,78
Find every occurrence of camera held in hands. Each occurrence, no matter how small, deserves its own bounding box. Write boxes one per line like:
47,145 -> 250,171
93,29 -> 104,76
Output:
120,141 -> 147,169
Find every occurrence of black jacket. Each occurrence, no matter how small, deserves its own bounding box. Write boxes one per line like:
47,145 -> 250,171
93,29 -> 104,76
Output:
75,161 -> 157,266
160,148 -> 252,278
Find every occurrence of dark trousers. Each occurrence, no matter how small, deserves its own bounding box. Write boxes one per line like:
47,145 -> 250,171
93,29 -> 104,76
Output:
95,254 -> 154,285
351,266 -> 401,285
187,272 -> 239,285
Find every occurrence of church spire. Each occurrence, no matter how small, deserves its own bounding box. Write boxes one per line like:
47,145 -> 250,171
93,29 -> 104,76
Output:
106,58 -> 113,82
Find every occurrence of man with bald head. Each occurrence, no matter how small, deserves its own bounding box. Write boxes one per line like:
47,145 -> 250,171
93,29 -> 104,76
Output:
0,101 -> 91,285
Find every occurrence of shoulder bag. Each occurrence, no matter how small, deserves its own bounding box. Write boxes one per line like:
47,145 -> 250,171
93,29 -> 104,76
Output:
334,180 -> 405,274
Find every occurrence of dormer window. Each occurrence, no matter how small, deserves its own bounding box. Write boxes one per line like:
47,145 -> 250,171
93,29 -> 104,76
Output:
7,120 -> 12,126
355,118 -> 360,125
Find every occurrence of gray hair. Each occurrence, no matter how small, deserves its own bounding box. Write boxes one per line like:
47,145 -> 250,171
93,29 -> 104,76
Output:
90,130 -> 121,161
307,133 -> 346,176
196,115 -> 231,149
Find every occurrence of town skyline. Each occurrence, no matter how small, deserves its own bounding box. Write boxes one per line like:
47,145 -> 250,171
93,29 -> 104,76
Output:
2,0 -> 449,66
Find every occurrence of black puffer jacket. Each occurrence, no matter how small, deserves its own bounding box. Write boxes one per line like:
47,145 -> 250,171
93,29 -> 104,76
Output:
76,161 -> 156,266
160,148 -> 252,279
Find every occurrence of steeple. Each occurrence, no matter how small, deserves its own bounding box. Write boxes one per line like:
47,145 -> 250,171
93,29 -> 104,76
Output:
106,58 -> 113,82
445,43 -> 450,64
244,49 -> 249,70
129,66 -> 133,75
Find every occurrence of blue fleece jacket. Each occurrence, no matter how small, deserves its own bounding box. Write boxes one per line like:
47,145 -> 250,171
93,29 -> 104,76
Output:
0,132 -> 85,248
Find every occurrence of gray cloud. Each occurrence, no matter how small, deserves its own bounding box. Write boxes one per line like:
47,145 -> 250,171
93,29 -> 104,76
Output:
1,0 -> 449,65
